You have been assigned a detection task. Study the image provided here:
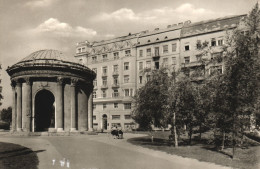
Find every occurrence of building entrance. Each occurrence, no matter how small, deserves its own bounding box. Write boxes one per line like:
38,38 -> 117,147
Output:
35,90 -> 55,131
102,114 -> 107,130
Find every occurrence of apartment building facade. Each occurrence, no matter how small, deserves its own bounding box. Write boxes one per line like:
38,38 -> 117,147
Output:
75,14 -> 246,131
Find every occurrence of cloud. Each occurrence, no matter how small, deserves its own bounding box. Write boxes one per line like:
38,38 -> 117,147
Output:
25,0 -> 58,8
32,18 -> 97,37
93,3 -> 232,25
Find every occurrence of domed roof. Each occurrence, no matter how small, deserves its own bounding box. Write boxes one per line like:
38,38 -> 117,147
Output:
7,49 -> 96,81
20,49 -> 78,63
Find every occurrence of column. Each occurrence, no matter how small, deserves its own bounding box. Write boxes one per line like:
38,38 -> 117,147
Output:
16,81 -> 22,131
70,78 -> 77,132
88,90 -> 93,131
56,77 -> 64,132
78,85 -> 88,131
11,81 -> 16,132
25,78 -> 32,132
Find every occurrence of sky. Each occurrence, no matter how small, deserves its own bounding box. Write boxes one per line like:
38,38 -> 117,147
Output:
0,0 -> 258,108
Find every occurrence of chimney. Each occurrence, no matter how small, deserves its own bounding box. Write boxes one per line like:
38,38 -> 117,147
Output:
178,22 -> 183,26
184,20 -> 191,26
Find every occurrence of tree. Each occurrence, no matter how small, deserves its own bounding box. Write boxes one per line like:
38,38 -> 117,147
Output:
210,3 -> 260,158
0,107 -> 12,127
131,68 -> 170,130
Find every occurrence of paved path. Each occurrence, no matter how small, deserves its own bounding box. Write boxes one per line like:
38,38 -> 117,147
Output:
0,133 -> 231,169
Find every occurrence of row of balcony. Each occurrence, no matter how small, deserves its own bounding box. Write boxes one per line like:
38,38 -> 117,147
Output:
101,71 -> 119,77
97,83 -> 120,89
91,54 -> 132,64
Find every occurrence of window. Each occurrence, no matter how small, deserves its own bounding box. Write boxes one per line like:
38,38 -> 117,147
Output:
93,79 -> 97,86
114,103 -> 118,108
139,62 -> 143,70
102,90 -> 106,98
211,38 -> 216,46
103,103 -> 107,109
112,115 -> 120,120
139,50 -> 143,57
92,68 -> 97,73
210,65 -> 223,74
218,39 -> 223,46
125,89 -> 130,96
102,54 -> 107,60
124,103 -> 131,109
196,40 -> 202,49
184,56 -> 190,64
130,89 -> 133,96
163,45 -> 168,53
113,89 -> 119,97
146,75 -> 151,81
196,55 -> 202,61
185,45 -> 190,51
163,58 -> 168,67
114,52 -> 119,59
93,91 -> 97,98
139,76 -> 143,84
146,61 -> 151,68
146,48 -> 151,56
124,75 -> 129,83
125,115 -> 131,119
172,57 -> 176,65
78,48 -> 82,53
124,62 -> 129,70
125,50 -> 131,56
93,104 -> 96,109
113,77 -> 118,85
113,65 -> 118,73
155,47 -> 159,56
92,56 -> 97,62
93,115 -> 96,120
172,43 -> 177,52
79,58 -> 83,64
102,77 -> 107,86
102,66 -> 107,75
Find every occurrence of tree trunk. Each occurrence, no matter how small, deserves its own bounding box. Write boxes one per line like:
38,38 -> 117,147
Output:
173,112 -> 178,147
221,131 -> 225,150
189,126 -> 193,145
199,123 -> 202,140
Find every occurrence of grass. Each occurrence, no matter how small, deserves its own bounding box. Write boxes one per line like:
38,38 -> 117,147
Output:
127,131 -> 260,169
0,142 -> 40,169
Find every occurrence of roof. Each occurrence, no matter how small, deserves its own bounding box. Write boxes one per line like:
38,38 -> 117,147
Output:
7,49 -> 95,79
20,49 -> 79,63
181,14 -> 246,38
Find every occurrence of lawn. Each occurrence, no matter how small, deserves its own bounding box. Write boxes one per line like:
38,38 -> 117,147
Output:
127,131 -> 260,169
0,142 -> 39,169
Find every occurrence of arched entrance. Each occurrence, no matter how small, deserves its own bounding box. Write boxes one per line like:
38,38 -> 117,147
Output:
102,114 -> 107,130
34,90 -> 55,131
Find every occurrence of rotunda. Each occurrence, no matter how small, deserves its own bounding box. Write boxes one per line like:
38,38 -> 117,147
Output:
6,49 -> 96,132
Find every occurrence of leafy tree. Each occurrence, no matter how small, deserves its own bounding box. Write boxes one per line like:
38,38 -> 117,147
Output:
131,68 -> 170,130
208,3 -> 260,157
1,107 -> 12,127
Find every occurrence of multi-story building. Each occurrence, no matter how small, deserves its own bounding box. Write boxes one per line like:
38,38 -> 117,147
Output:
75,14 -> 246,131
75,33 -> 139,131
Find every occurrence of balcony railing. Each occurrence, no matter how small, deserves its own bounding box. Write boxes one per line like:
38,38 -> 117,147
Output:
112,83 -> 120,88
112,92 -> 120,98
181,61 -> 204,68
112,71 -> 119,76
101,84 -> 108,89
102,72 -> 107,77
